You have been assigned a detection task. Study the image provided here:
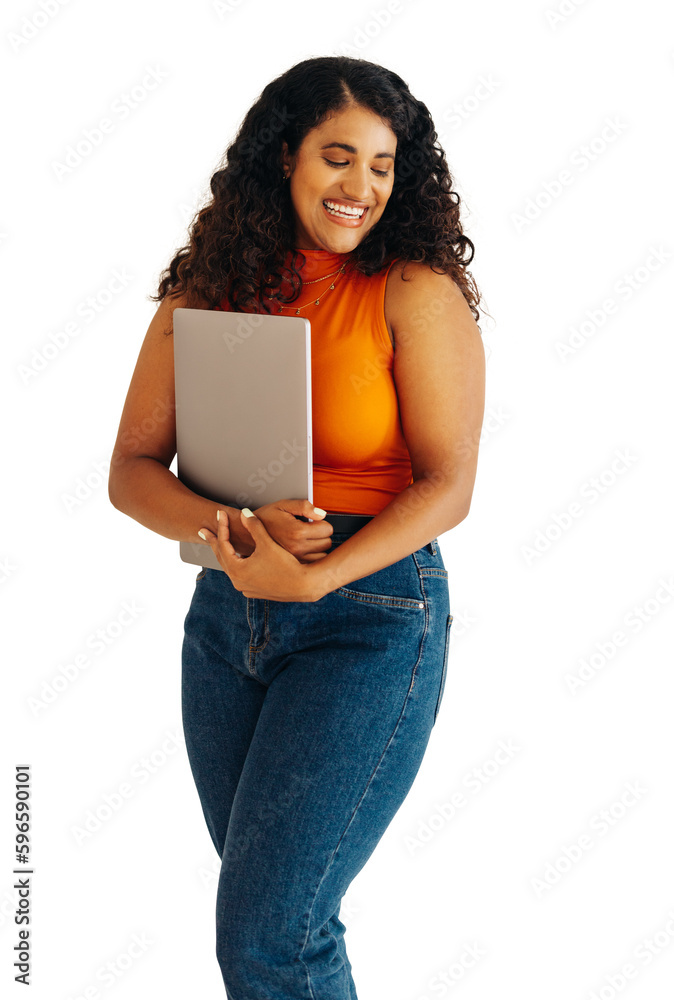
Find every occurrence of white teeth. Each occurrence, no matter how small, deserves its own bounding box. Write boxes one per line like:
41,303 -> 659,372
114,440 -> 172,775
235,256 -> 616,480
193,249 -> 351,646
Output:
323,200 -> 365,218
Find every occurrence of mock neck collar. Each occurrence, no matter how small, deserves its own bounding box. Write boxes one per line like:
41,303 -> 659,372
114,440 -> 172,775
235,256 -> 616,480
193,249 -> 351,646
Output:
284,247 -> 352,281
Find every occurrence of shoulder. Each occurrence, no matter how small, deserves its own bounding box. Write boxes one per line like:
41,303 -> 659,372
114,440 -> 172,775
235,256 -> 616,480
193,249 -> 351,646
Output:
384,259 -> 471,338
157,287 -> 215,331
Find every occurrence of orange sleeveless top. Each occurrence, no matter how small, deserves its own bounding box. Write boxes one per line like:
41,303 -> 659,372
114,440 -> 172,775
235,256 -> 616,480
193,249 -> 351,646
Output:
215,248 -> 414,516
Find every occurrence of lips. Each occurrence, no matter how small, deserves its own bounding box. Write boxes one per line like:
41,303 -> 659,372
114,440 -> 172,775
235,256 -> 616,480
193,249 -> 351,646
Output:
322,202 -> 369,228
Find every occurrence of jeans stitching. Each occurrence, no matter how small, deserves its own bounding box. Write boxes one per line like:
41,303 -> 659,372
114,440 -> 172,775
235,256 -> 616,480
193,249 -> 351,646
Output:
434,614 -> 453,723
246,599 -> 271,680
410,568 -> 431,691
333,550 -> 431,609
335,588 -> 425,610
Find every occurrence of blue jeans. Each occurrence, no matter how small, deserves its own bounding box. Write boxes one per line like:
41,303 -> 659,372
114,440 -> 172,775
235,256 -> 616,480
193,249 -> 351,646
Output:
181,528 -> 453,998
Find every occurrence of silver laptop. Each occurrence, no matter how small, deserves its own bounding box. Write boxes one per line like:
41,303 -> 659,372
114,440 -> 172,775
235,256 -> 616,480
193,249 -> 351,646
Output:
173,307 -> 313,572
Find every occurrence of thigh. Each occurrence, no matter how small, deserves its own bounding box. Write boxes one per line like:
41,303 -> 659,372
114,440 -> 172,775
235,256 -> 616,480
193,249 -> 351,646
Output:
217,558 -> 447,950
181,569 -> 267,858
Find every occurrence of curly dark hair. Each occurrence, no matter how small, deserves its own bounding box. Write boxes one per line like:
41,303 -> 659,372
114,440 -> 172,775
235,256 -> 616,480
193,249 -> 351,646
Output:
151,55 -> 484,330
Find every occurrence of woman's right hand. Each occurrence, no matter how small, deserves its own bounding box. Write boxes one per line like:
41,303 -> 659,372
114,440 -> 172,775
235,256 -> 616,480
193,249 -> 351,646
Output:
250,499 -> 334,563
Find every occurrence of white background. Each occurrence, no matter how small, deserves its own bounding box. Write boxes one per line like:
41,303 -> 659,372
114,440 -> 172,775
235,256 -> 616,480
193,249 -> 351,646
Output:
3,0 -> 674,997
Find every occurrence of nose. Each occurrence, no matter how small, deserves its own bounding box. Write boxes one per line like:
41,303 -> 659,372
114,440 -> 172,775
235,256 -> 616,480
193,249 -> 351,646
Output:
339,162 -> 373,203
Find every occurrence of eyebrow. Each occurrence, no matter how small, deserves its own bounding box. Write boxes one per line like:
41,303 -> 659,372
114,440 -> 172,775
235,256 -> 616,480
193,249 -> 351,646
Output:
319,142 -> 395,160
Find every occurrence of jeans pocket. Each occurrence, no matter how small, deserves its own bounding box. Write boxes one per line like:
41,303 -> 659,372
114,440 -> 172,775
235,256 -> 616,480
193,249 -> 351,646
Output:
434,614 -> 453,723
335,586 -> 426,611
329,548 -> 426,610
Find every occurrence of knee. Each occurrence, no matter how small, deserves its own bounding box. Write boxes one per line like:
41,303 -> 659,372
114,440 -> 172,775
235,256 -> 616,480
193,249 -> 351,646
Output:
215,921 -> 296,997
215,871 -> 307,992
215,891 -> 348,997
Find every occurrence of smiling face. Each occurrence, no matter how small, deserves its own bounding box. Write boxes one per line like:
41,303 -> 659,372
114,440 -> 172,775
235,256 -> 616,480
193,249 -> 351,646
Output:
281,103 -> 397,252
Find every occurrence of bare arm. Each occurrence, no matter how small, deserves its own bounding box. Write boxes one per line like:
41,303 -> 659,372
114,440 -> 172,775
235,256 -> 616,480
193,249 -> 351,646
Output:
107,290 -> 254,557
109,455 -> 254,555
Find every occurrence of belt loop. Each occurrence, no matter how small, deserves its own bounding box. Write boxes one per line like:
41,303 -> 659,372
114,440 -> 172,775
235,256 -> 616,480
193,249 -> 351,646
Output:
425,538 -> 437,555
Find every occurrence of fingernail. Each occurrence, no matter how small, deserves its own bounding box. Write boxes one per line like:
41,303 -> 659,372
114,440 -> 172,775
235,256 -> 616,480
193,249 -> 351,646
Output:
198,530 -> 207,540
313,507 -> 326,516
241,507 -> 254,518
216,509 -> 220,521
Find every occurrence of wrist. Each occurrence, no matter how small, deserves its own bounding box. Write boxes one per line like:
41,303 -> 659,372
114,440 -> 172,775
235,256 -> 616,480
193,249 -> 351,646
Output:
223,505 -> 255,557
303,557 -> 340,602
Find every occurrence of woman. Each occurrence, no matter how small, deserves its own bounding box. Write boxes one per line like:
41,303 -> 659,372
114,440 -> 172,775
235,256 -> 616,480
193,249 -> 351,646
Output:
109,55 -> 485,999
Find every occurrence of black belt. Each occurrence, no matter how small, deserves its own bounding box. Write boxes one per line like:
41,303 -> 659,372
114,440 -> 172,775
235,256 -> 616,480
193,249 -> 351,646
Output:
322,512 -> 373,533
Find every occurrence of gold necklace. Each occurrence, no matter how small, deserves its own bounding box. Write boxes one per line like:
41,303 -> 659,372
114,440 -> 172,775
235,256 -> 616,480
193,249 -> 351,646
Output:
273,263 -> 347,315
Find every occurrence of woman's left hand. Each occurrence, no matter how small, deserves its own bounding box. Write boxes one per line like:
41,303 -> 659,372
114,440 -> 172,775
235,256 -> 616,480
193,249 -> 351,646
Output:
198,508 -> 320,602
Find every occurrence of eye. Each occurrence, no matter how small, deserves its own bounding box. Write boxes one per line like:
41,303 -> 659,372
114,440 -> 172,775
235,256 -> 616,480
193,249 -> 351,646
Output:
323,158 -> 390,178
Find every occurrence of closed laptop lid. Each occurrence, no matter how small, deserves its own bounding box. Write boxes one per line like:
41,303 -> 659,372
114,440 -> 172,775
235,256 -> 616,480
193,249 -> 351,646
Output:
173,307 -> 313,571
